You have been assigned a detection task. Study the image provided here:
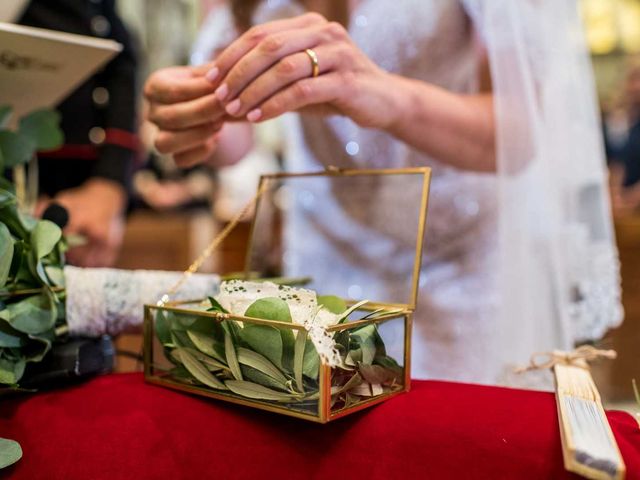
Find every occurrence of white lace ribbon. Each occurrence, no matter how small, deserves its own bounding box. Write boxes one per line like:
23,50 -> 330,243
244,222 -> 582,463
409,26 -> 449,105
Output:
217,280 -> 342,367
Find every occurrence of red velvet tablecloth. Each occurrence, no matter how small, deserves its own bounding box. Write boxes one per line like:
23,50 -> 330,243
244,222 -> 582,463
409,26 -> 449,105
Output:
1,373 -> 638,479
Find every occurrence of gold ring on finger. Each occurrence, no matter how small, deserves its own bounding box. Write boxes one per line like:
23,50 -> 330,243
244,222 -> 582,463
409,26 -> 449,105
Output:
304,48 -> 320,78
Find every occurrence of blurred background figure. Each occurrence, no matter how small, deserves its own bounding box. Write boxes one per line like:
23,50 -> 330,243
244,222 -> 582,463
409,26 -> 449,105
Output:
18,0 -> 139,267
604,61 -> 640,213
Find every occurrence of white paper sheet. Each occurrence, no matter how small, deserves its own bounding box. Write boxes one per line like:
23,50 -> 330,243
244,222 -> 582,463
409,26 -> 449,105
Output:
0,22 -> 122,120
0,0 -> 28,23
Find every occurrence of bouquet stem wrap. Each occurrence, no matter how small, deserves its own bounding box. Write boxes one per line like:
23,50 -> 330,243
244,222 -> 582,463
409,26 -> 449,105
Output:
64,266 -> 219,336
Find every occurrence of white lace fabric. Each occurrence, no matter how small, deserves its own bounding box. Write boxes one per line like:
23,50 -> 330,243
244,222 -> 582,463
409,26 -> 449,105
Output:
65,266 -> 220,336
567,244 -> 623,343
217,280 -> 342,366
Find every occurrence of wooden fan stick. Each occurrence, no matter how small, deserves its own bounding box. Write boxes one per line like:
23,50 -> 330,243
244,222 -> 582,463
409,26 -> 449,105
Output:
518,346 -> 625,480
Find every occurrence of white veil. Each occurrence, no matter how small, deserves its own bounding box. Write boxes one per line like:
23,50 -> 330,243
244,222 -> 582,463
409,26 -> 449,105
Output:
464,0 -> 623,380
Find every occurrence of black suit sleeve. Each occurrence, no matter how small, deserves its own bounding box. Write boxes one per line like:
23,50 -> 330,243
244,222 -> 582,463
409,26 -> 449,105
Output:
19,0 -> 141,196
622,123 -> 640,188
91,0 -> 139,189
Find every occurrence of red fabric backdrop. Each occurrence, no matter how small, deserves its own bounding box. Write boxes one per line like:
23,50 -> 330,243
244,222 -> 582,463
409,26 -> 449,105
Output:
1,373 -> 638,479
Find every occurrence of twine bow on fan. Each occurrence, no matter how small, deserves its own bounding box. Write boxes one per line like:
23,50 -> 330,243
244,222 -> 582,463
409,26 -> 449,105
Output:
515,345 -> 617,373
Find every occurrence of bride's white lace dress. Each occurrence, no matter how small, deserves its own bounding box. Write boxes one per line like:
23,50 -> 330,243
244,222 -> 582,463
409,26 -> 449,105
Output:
281,0 -> 502,384
193,0 -> 622,387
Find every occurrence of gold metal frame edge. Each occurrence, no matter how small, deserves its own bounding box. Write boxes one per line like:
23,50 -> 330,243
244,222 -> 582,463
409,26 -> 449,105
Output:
144,374 -> 327,423
243,167 -> 432,309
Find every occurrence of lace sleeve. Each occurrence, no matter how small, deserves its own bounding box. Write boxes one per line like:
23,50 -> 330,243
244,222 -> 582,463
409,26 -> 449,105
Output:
64,266 -> 220,336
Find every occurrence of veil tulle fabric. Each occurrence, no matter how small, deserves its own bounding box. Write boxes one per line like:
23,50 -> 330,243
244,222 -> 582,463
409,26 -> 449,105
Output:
463,0 -> 622,378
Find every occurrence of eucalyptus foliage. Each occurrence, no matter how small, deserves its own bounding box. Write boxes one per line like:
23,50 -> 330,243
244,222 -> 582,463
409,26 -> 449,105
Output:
0,106 -> 66,390
0,438 -> 22,469
157,295 -> 404,411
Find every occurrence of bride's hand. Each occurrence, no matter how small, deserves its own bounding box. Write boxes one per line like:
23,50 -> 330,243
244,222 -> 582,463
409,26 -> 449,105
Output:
144,65 -> 226,167
207,12 -> 397,129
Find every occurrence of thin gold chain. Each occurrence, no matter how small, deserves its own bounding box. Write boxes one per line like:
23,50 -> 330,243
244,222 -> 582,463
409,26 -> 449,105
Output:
158,181 -> 269,305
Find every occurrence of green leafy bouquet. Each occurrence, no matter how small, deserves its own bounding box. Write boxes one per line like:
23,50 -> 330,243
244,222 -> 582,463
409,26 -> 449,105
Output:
0,105 -> 65,469
155,280 -> 404,411
0,105 -> 66,390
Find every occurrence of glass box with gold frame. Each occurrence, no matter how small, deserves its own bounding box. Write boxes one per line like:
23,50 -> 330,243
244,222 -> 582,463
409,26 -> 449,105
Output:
144,167 -> 431,423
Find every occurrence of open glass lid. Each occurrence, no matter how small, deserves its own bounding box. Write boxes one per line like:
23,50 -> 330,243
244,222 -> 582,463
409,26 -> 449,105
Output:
244,168 -> 432,310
